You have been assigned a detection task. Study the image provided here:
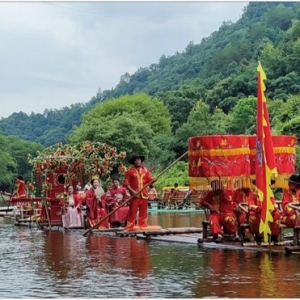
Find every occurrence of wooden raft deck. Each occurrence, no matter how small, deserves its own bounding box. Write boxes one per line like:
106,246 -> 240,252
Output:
91,226 -> 297,254
136,231 -> 295,253
5,217 -> 300,255
116,227 -> 203,238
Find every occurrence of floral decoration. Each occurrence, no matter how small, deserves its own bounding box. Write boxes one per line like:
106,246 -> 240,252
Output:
28,141 -> 127,195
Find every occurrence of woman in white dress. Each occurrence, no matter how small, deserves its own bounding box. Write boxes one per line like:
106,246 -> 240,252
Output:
62,185 -> 83,228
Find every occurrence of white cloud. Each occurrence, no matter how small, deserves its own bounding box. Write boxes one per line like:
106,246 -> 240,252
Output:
0,1 -> 247,119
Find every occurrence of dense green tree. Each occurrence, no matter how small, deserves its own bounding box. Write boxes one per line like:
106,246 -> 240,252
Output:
174,101 -> 228,155
228,96 -> 257,134
263,4 -> 294,31
157,91 -> 199,132
5,136 -> 44,181
259,43 -> 286,78
68,93 -> 172,169
155,161 -> 189,193
281,116 -> 300,138
0,134 -> 17,190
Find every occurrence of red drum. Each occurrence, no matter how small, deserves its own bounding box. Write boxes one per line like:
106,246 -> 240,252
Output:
188,135 -> 251,189
249,135 -> 297,188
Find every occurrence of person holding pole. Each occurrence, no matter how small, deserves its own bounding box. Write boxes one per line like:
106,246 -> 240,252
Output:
82,151 -> 187,237
123,154 -> 156,232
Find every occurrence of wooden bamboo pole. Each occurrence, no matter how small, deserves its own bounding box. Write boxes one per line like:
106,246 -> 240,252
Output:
42,172 -> 51,229
82,151 -> 188,237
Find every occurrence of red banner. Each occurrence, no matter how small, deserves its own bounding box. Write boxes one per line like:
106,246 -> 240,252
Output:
188,135 -> 251,189
256,62 -> 277,242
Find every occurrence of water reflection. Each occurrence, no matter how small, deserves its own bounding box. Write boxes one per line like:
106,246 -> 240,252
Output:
86,235 -> 152,297
194,249 -> 300,298
42,231 -> 86,280
86,235 -> 151,278
1,212 -> 300,297
148,211 -> 206,228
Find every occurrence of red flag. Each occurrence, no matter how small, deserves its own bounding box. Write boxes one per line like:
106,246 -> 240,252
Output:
256,62 -> 278,242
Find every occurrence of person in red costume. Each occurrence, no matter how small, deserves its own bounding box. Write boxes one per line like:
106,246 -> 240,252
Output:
105,174 -> 129,228
123,154 -> 156,232
232,188 -> 254,225
15,175 -> 26,198
85,177 -> 109,228
281,174 -> 300,228
232,186 -> 263,243
199,180 -> 241,241
232,187 -> 258,240
247,190 -> 262,242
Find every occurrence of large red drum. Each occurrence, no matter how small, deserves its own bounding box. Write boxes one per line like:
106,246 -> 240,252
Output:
188,135 -> 251,189
249,135 -> 297,188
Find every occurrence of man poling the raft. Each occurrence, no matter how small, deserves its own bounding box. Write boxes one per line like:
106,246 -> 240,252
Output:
82,151 -> 188,237
122,154 -> 157,232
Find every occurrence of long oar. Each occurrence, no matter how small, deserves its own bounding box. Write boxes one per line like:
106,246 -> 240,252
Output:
83,151 -> 188,236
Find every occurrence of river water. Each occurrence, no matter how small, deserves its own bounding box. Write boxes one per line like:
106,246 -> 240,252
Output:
1,210 -> 300,298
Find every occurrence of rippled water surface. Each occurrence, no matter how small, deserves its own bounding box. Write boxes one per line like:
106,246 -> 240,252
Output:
1,211 -> 300,298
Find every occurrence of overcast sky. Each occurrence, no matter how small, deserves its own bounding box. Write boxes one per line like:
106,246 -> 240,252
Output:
0,1 -> 247,119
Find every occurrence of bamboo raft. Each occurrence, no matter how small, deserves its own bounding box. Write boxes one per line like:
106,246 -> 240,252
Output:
88,226 -> 296,254
5,211 -> 300,255
0,206 -> 14,217
115,226 -> 203,238
92,226 -> 300,255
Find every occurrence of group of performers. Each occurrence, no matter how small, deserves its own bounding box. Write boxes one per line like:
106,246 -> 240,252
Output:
198,174 -> 300,243
61,153 -> 156,231
60,174 -> 130,229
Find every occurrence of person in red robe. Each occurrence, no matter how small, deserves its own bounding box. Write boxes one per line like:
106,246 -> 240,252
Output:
232,188 -> 254,225
104,174 -> 129,227
199,180 -> 240,241
85,177 -> 109,228
123,154 -> 156,232
15,175 -> 26,198
232,187 -> 259,240
281,174 -> 300,228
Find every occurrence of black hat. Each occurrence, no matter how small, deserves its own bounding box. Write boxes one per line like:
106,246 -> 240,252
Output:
286,174 -> 300,186
111,174 -> 120,181
129,154 -> 145,165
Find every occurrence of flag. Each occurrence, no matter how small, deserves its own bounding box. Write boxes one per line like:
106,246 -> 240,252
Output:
256,61 -> 278,242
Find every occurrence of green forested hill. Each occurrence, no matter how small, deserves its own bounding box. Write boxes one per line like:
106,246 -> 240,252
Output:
2,1 -> 300,190
1,2 -> 300,145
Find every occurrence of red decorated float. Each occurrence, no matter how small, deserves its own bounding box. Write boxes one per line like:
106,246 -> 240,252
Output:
9,141 -> 127,228
188,135 -> 251,190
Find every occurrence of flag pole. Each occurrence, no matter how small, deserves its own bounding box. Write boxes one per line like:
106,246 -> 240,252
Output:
256,61 -> 277,243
